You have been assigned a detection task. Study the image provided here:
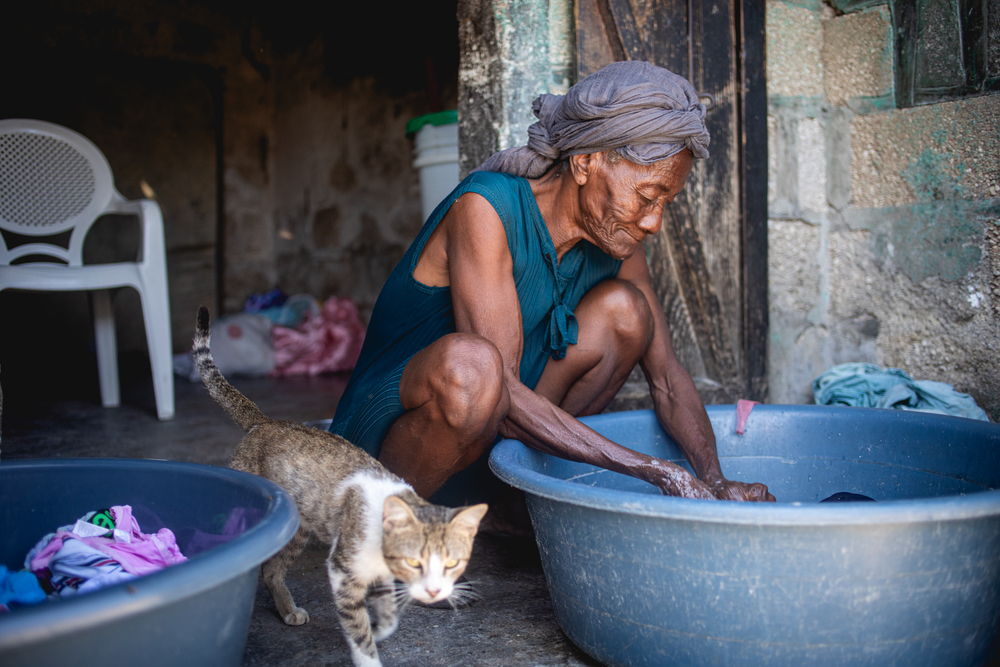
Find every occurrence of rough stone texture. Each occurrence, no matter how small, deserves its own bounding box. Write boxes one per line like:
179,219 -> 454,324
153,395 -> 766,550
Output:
766,1 -> 825,99
765,0 -> 999,419
851,94 -> 1000,208
767,218 -> 828,404
845,199 -> 995,283
768,110 -> 807,219
827,223 -> 999,415
767,114 -> 779,207
458,0 -> 556,175
990,221 -> 1000,321
768,220 -> 823,319
768,320 -> 833,405
270,72 -> 427,321
822,7 -> 894,108
796,117 -> 828,213
826,106 -> 854,211
219,29 -> 277,314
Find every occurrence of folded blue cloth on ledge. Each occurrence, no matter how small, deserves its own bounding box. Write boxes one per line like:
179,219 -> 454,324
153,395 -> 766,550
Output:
813,362 -> 990,422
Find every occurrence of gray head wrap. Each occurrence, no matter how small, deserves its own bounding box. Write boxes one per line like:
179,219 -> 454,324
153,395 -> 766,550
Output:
474,61 -> 710,178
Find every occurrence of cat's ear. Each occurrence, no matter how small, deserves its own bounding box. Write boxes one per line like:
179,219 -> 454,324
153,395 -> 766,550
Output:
383,495 -> 418,530
450,503 -> 488,533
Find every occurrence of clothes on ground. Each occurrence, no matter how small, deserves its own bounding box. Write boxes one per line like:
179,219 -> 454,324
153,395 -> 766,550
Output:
812,362 -> 990,422
172,291 -> 365,381
173,312 -> 276,381
24,505 -> 187,597
247,291 -> 322,329
271,296 -> 365,377
243,287 -> 290,319
330,170 -> 622,505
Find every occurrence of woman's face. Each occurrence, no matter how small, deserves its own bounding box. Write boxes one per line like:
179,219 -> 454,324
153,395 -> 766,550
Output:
576,149 -> 693,260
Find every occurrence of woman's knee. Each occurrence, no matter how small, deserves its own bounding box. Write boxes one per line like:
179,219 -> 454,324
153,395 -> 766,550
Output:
423,333 -> 506,427
583,279 -> 654,352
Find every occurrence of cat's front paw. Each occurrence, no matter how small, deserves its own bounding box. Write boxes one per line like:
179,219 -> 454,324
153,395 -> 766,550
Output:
282,607 -> 310,625
373,618 -> 398,642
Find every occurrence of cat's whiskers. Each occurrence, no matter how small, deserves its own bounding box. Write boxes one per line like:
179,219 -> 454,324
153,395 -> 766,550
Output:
445,578 -> 481,608
390,584 -> 413,609
371,579 -> 410,608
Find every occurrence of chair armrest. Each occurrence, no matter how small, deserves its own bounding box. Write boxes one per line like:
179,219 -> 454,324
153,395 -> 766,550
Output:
108,198 -> 166,266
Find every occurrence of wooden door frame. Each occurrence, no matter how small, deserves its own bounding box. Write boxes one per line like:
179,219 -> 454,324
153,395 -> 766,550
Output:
577,0 -> 768,401
740,1 -> 768,399
457,0 -> 769,400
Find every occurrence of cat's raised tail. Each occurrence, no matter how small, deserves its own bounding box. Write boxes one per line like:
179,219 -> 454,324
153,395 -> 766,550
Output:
193,306 -> 269,431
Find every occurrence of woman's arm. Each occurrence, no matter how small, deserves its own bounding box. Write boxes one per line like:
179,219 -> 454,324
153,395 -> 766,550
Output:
440,193 -> 716,499
617,251 -> 774,502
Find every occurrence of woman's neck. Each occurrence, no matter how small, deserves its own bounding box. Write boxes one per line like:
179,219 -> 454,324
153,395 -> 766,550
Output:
530,171 -> 584,260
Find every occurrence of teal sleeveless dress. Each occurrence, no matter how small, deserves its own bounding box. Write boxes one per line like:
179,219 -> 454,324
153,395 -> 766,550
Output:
329,171 -> 621,504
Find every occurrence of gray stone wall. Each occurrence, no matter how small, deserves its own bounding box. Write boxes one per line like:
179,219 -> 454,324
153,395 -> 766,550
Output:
766,0 -> 999,419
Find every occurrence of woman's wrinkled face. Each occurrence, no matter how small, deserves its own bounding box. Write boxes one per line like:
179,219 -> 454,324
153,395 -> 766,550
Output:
576,149 -> 693,260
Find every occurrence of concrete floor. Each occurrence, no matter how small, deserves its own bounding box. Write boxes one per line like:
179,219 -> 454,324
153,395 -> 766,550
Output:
1,353 -> 599,666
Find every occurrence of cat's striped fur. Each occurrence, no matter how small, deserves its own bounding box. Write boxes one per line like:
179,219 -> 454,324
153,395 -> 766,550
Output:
193,307 -> 487,667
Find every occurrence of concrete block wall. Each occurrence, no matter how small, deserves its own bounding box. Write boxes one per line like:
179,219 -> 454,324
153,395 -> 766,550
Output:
765,0 -> 999,419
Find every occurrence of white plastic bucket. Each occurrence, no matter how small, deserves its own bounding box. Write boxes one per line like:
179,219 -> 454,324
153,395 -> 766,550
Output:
412,121 -> 459,222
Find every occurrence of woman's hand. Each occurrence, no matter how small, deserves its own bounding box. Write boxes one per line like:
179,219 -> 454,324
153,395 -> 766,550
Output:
644,459 -> 717,500
706,478 -> 775,502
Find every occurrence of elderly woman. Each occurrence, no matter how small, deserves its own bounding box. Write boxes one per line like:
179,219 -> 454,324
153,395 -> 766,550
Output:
330,60 -> 773,506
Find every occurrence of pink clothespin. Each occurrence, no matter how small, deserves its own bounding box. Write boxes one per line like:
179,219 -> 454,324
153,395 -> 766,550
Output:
735,399 -> 759,435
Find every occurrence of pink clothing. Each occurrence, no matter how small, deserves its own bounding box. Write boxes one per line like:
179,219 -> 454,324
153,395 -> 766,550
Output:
29,505 -> 186,577
271,296 -> 365,376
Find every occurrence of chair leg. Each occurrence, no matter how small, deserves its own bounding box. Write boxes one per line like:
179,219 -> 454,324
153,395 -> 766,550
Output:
135,199 -> 174,420
92,290 -> 121,408
137,281 -> 175,421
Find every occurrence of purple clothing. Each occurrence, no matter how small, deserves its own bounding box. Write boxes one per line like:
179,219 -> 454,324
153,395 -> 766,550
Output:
27,505 -> 187,591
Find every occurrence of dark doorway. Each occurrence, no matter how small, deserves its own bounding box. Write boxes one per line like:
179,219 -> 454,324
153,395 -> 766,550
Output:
576,0 -> 768,403
0,48 -> 221,407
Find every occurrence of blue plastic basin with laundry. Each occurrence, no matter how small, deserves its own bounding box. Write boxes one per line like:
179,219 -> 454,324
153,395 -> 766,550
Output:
0,458 -> 299,667
490,405 -> 1000,667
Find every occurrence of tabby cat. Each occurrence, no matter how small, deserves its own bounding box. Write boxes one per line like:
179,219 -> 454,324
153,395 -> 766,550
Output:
193,307 -> 488,667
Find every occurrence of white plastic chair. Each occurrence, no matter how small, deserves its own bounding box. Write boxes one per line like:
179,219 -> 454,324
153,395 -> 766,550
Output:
0,119 -> 175,420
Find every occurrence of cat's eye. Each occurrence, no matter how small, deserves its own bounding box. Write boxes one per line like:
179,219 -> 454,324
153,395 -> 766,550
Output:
404,558 -> 421,569
444,559 -> 459,569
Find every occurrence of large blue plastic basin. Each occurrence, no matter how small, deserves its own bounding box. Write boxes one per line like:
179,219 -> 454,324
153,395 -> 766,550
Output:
0,458 -> 299,667
490,405 -> 1000,666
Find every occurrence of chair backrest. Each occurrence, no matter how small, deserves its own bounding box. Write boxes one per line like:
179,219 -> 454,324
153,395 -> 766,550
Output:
0,119 -> 119,266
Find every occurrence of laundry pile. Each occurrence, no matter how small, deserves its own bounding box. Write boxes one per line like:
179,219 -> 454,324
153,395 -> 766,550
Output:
813,362 -> 990,421
173,289 -> 366,381
1,505 -> 187,612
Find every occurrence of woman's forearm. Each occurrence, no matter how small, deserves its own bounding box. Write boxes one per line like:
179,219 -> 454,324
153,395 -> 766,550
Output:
498,373 -> 715,499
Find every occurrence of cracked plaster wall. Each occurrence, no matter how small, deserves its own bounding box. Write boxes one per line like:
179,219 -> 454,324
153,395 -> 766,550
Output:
458,0 -> 572,174
766,0 -> 999,419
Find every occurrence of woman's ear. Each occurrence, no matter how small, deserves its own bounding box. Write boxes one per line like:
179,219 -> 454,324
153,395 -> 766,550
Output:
568,153 -> 593,185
